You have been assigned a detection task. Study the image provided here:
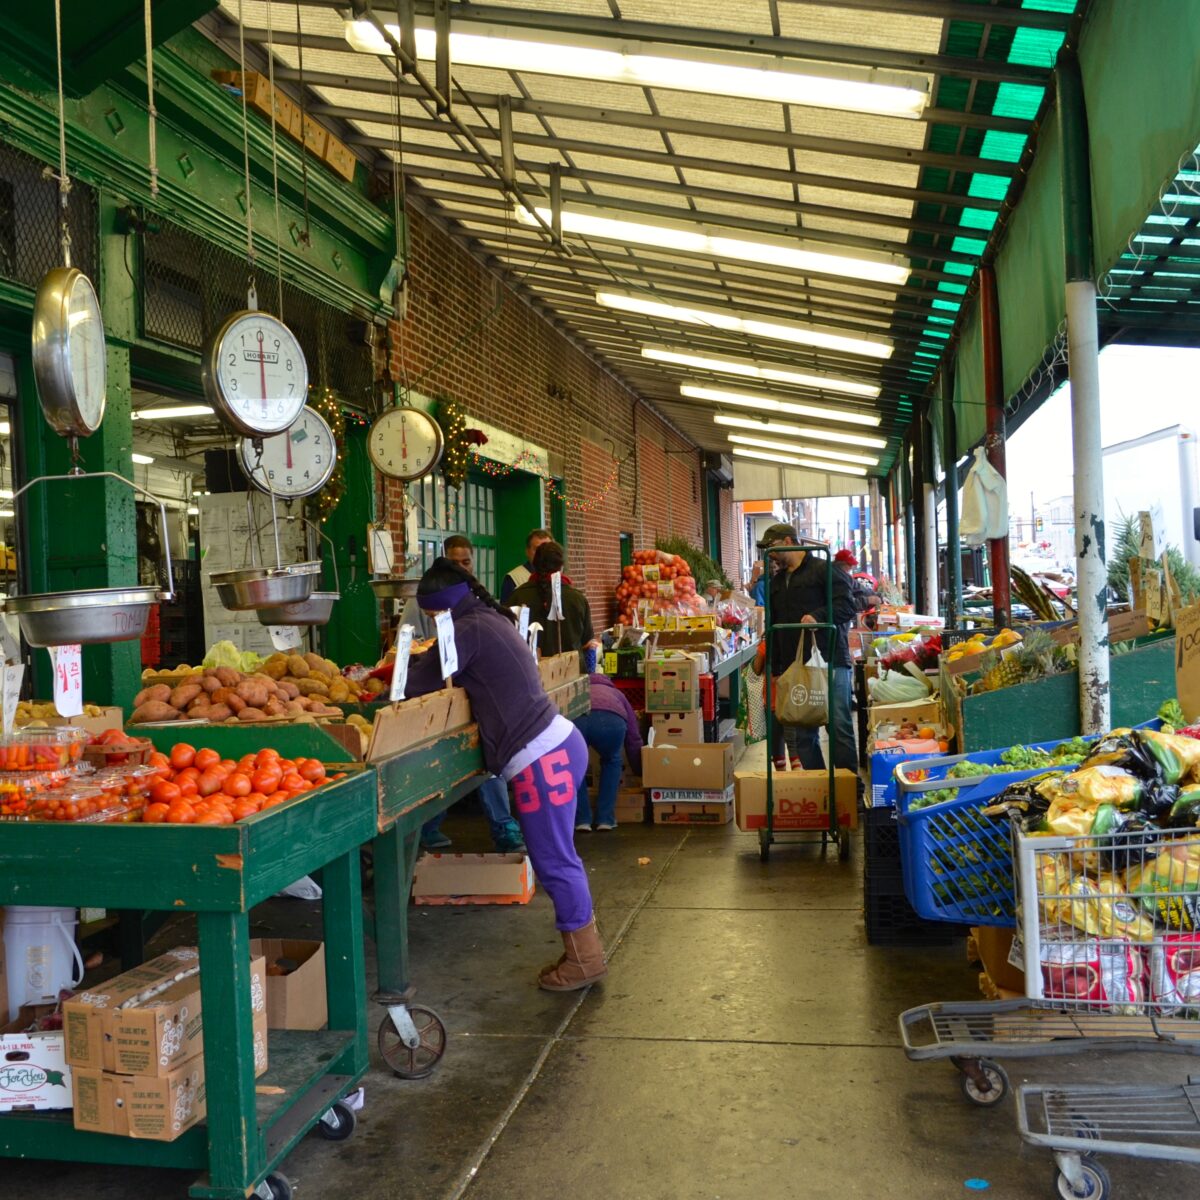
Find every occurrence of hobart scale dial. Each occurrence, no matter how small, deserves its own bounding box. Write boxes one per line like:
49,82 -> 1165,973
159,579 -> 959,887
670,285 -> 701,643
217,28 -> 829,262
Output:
202,310 -> 309,438
367,406 -> 444,481
31,266 -> 107,437
238,407 -> 336,500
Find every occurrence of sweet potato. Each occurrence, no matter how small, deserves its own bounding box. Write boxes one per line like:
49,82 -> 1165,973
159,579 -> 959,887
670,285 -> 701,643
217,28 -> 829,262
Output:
235,679 -> 270,709
201,673 -> 223,694
284,699 -> 306,715
133,684 -> 171,708
169,683 -> 202,710
130,701 -> 180,724
237,707 -> 267,722
187,694 -> 211,713
278,680 -> 300,700
213,666 -> 241,688
263,698 -> 284,717
225,694 -> 246,714
206,703 -> 232,722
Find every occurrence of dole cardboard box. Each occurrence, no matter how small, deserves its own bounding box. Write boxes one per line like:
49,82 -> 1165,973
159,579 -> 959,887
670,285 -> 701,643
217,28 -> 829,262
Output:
71,1011 -> 267,1142
734,768 -> 858,832
645,654 -> 701,713
0,1009 -> 71,1112
651,711 -> 705,744
250,939 -> 327,1031
63,947 -> 266,1076
641,742 -> 732,792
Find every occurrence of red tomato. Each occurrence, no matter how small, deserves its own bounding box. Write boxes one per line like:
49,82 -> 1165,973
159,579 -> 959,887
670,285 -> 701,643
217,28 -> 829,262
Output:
245,792 -> 268,810
194,748 -> 220,771
281,773 -> 306,793
197,770 -> 224,797
225,773 -> 251,798
231,800 -> 259,821
297,759 -> 326,783
151,781 -> 182,806
166,801 -> 196,825
237,754 -> 257,773
255,748 -> 281,766
143,802 -> 170,824
169,743 -> 196,771
250,767 -> 281,794
194,812 -> 224,826
263,793 -> 290,809
176,776 -> 199,799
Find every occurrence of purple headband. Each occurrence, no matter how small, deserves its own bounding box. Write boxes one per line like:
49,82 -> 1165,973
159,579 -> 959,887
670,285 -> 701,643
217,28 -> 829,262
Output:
417,581 -> 471,611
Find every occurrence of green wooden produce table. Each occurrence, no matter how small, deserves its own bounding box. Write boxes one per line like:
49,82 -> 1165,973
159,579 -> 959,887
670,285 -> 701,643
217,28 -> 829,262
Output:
710,642 -> 758,718
0,725 -> 376,1200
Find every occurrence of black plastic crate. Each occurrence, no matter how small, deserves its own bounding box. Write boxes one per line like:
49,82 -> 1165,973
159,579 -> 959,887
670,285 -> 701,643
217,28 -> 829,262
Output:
864,885 -> 967,947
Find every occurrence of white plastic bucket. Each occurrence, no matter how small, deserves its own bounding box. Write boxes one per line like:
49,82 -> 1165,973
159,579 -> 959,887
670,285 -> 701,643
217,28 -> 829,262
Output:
3,906 -> 84,1022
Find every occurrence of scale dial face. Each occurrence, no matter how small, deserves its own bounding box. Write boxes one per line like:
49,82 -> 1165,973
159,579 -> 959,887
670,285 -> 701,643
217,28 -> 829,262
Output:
239,407 -> 337,500
31,267 -> 107,437
202,310 -> 309,437
367,407 -> 444,481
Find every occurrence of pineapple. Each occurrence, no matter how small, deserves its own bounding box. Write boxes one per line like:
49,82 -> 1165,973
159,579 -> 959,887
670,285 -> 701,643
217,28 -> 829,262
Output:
973,631 -> 1066,694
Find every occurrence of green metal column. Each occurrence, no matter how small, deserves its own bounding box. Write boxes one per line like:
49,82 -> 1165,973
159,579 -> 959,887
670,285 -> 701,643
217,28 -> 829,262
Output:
19,192 -> 139,705
941,363 -> 963,628
901,441 -> 916,605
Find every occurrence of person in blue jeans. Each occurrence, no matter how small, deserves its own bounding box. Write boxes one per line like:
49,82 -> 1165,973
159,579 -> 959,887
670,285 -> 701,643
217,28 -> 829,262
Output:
573,674 -> 643,831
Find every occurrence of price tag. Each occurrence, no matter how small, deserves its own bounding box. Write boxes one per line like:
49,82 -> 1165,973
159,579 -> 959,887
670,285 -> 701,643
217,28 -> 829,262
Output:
643,564 -> 660,581
657,580 -> 675,598
528,621 -> 542,661
49,644 -> 83,718
368,525 -> 395,575
548,571 -> 564,621
0,619 -> 19,664
267,625 -> 303,652
1,662 -> 24,735
435,610 -> 459,678
511,605 -> 530,639
390,624 -> 414,702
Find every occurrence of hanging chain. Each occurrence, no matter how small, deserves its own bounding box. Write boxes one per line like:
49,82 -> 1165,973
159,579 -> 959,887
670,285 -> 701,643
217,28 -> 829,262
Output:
265,0 -> 285,323
236,0 -> 256,303
143,0 -> 158,198
49,0 -> 72,267
388,0 -> 411,409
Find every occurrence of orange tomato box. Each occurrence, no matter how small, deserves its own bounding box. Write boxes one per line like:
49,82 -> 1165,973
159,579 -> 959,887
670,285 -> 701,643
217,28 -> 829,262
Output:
63,948 -> 266,1076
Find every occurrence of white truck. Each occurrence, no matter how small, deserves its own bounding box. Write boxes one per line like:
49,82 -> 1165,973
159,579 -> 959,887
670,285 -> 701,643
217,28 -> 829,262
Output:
1102,424 -> 1200,568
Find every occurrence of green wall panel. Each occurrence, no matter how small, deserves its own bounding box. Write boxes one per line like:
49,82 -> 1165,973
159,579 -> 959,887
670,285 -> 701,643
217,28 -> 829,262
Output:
953,305 -> 985,451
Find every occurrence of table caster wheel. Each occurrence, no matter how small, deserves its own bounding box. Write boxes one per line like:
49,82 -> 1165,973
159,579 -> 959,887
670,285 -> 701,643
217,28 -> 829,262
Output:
316,1099 -> 357,1141
258,1172 -> 293,1200
758,831 -> 770,863
1055,1156 -> 1110,1200
378,1004 -> 447,1079
958,1058 -> 1009,1107
838,830 -> 851,861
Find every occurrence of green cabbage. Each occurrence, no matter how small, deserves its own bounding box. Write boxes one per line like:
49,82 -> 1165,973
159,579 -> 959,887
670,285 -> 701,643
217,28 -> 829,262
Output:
202,641 -> 264,674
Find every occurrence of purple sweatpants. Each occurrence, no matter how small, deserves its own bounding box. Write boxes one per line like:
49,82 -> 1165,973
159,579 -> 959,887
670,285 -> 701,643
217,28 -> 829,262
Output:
510,727 -> 593,932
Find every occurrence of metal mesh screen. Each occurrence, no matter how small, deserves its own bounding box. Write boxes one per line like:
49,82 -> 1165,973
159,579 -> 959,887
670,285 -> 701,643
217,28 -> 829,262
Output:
141,219 -> 375,407
0,142 -> 98,289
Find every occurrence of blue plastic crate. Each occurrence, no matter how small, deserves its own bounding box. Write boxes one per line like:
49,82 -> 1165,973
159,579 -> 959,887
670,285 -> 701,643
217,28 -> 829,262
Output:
895,769 -> 1068,927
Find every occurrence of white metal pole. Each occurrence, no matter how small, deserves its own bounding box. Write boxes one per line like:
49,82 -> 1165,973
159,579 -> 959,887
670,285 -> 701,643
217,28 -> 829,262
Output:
1067,277 -> 1110,732
922,480 -> 939,618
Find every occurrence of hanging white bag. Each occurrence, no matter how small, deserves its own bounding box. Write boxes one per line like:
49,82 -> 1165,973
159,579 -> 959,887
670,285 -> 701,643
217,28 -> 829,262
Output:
959,446 -> 1009,546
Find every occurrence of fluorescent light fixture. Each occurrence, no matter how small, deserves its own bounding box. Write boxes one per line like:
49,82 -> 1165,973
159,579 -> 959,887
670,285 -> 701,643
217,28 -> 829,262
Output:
726,434 -> 878,466
0,509 -> 14,517
732,447 -> 867,477
518,206 -> 908,285
131,453 -> 155,465
0,423 -> 10,435
643,346 -> 880,399
0,490 -> 11,499
187,506 -> 200,516
132,405 -> 214,421
681,383 -> 880,427
713,413 -> 886,449
596,292 -> 892,359
344,20 -> 929,118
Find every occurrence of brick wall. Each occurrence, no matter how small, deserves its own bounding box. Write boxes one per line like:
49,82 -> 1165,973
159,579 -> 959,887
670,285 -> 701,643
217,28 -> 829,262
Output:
718,489 -> 743,586
386,206 -> 705,621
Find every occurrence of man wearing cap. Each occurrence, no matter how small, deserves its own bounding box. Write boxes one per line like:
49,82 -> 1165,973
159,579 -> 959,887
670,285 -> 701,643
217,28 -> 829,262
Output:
757,523 -> 859,775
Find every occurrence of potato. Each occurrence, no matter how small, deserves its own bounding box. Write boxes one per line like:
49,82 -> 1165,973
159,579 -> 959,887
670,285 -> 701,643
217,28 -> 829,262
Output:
284,699 -> 307,715
237,707 -> 267,722
303,652 -> 326,673
130,701 -> 180,724
169,683 -> 202,710
286,654 -> 310,678
328,681 -> 350,703
364,677 -> 385,696
263,658 -> 288,680
134,684 -> 171,708
278,680 -> 300,700
207,703 -> 232,723
213,666 -> 241,688
297,678 -> 329,697
235,679 -> 270,709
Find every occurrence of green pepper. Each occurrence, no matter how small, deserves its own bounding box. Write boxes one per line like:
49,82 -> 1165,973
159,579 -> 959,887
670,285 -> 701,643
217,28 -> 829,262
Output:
1090,804 -> 1120,836
1141,736 -> 1186,784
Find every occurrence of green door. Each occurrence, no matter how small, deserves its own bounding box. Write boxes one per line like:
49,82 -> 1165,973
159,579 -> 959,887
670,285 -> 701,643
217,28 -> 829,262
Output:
413,471 -> 499,592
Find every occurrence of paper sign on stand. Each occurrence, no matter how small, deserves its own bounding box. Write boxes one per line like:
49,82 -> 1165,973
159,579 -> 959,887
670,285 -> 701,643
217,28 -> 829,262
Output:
527,621 -> 542,661
49,644 -> 83,718
1176,602 -> 1200,721
435,611 -> 458,678
1139,507 -> 1167,561
367,525 -> 395,576
390,625 -> 414,702
1,664 -> 24,735
548,571 -> 564,621
267,625 -> 303,653
511,605 -> 530,640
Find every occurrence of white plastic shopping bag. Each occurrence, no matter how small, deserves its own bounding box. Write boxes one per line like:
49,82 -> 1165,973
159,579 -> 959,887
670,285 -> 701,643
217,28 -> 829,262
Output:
960,446 -> 1008,545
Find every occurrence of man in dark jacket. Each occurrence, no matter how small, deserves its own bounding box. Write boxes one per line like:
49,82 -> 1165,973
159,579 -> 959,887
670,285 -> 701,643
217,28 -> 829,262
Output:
759,522 -> 858,773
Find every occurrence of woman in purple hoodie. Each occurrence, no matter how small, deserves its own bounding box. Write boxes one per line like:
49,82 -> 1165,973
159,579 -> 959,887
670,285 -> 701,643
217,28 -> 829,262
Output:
574,676 -> 643,831
404,558 -> 606,992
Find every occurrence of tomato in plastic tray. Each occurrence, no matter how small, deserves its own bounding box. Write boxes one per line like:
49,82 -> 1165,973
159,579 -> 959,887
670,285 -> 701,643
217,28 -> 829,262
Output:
0,767 -> 78,817
0,726 -> 87,771
91,764 -> 158,805
1039,933 -> 1145,1008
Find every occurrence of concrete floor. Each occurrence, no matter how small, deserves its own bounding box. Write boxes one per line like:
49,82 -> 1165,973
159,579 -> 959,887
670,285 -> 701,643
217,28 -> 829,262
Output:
5,813 -> 1196,1200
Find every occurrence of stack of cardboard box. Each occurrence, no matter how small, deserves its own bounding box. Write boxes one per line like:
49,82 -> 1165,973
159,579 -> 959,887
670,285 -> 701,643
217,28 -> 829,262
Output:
64,948 -> 268,1141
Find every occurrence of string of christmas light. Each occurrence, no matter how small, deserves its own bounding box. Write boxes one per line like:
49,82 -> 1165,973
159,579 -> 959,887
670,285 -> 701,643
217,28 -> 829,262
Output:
306,385 -> 347,524
436,396 -> 471,489
474,447 -> 621,514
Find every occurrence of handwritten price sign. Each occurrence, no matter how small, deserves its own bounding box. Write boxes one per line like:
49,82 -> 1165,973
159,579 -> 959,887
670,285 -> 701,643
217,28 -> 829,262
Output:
50,644 -> 83,718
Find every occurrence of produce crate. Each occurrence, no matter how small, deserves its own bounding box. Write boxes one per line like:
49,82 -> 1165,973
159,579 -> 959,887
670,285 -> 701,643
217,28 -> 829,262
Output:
864,875 -> 967,947
864,805 -> 903,883
700,673 -> 716,722
941,633 -> 1174,753
611,677 -> 645,711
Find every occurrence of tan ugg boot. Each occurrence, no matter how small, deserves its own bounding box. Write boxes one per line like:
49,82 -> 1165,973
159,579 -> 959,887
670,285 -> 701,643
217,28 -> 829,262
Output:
537,916 -> 608,991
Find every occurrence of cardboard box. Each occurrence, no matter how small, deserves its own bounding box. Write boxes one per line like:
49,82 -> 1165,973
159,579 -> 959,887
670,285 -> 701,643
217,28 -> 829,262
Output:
0,1012 -> 71,1112
733,768 -> 858,832
548,674 -> 589,717
249,940 -> 326,1031
412,853 -> 535,905
615,786 -> 647,823
537,652 -> 582,691
651,710 -> 705,744
651,786 -> 734,825
645,654 -> 701,713
444,686 -> 473,733
71,1011 -> 267,1142
971,925 -> 1025,995
641,742 -> 732,791
299,112 -> 327,156
866,695 -> 943,733
63,948 -> 266,1076
0,909 -> 6,1024
365,690 -> 455,761
323,134 -> 357,182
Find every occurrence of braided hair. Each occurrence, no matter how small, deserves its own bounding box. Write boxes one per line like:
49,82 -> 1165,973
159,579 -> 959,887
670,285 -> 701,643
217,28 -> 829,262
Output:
417,558 -> 517,623
530,540 -> 566,618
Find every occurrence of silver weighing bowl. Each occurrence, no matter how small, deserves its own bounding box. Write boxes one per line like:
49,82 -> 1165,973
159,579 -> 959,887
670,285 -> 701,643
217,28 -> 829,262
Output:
4,586 -> 163,647
210,562 -> 322,612
370,577 -> 420,601
256,591 -> 339,627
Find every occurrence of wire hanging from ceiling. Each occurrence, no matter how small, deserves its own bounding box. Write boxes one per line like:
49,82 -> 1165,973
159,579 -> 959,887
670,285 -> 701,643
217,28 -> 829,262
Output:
236,0 -> 256,296
264,0 -> 285,321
